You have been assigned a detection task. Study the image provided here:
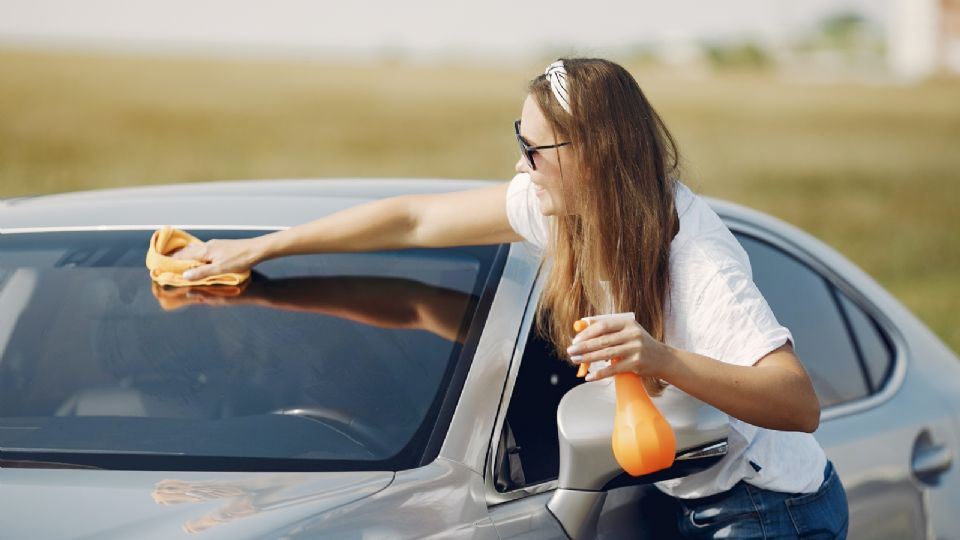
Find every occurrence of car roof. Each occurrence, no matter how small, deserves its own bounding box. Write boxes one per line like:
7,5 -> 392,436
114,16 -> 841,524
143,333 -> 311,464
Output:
0,179 -> 497,231
1,177 -> 770,230
0,177 -> 832,270
2,177 -> 843,271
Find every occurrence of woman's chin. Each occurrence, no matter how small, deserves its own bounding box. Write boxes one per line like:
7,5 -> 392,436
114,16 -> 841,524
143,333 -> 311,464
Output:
535,192 -> 555,215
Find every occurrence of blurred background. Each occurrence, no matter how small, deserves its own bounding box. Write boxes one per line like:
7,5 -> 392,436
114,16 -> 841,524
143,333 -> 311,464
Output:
0,0 -> 958,352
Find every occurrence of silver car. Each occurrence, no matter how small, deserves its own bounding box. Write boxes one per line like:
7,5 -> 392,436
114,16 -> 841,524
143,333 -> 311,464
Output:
1,179 -> 958,539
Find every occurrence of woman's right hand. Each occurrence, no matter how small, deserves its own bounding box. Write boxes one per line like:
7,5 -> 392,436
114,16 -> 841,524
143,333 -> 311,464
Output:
172,236 -> 268,280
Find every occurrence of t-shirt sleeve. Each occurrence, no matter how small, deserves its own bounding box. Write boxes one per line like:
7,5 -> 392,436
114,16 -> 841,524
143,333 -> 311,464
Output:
680,252 -> 794,368
505,173 -> 550,250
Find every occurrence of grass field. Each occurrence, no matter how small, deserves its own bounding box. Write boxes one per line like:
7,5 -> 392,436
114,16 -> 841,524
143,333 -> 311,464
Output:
1,48 -> 958,353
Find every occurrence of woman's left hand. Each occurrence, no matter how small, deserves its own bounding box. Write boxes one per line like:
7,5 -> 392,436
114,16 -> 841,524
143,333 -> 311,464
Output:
566,316 -> 673,381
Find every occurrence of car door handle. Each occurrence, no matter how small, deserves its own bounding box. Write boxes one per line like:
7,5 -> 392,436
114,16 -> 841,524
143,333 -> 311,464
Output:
912,431 -> 953,482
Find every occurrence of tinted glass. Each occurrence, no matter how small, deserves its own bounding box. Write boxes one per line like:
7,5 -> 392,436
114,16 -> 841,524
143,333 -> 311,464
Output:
836,291 -> 893,393
0,230 -> 503,471
734,234 -> 868,407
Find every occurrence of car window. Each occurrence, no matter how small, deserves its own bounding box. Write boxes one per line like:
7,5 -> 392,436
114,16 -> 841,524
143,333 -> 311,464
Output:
835,290 -> 894,393
0,230 -> 505,472
734,233 -> 872,407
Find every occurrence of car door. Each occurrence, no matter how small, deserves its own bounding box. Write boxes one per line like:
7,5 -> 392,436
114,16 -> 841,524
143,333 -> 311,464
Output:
731,226 -> 960,539
484,268 -> 725,540
485,218 -> 960,539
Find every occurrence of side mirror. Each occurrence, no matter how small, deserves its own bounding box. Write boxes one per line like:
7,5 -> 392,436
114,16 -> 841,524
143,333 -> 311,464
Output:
547,380 -> 729,539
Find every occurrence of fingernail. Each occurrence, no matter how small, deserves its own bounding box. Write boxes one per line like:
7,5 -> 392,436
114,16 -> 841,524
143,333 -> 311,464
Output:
584,373 -> 595,381
183,271 -> 196,280
572,334 -> 583,344
566,345 -> 580,354
570,355 -> 583,362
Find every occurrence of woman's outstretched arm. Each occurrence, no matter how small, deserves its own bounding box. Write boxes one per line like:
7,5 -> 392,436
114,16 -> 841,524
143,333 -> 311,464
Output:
175,181 -> 521,280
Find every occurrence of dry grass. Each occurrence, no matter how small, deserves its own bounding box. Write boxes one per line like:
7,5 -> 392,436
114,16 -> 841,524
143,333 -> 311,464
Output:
1,48 -> 958,352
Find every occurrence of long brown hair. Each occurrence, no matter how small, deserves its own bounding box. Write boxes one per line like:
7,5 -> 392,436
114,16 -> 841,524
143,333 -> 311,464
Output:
532,58 -> 680,394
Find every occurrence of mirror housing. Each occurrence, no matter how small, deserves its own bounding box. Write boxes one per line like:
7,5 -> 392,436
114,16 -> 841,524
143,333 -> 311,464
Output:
547,379 -> 729,539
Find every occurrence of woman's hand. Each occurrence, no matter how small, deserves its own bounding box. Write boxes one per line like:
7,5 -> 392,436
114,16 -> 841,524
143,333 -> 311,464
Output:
567,317 -> 821,432
172,237 -> 268,281
566,316 -> 673,381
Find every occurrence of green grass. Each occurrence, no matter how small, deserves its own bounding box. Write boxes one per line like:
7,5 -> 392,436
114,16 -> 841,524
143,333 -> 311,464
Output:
2,48 -> 958,353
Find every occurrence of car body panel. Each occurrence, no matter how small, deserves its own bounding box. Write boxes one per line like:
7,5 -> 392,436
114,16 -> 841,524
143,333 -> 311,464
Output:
0,468 -> 394,539
263,459 -> 499,539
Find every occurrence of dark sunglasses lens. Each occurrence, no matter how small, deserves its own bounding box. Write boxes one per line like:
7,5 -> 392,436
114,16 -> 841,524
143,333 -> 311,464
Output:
517,140 -> 535,170
515,139 -> 536,171
514,120 -> 536,170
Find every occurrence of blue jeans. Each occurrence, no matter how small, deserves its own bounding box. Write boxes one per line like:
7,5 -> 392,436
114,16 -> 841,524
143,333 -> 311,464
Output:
675,461 -> 849,539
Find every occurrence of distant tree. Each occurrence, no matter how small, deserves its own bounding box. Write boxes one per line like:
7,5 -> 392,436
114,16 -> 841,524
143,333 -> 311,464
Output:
703,41 -> 772,70
624,47 -> 661,67
819,12 -> 869,49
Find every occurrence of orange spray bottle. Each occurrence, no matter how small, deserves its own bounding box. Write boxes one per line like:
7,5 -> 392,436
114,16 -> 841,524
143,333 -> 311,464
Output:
574,313 -> 676,476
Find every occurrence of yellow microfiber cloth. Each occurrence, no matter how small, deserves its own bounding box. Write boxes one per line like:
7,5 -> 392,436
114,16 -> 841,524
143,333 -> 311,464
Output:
146,227 -> 250,287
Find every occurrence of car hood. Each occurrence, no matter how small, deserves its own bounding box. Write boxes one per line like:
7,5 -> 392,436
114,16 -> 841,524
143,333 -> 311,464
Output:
0,467 -> 394,539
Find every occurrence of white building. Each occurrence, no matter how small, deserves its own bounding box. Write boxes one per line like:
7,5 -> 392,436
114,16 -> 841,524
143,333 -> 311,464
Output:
891,0 -> 960,79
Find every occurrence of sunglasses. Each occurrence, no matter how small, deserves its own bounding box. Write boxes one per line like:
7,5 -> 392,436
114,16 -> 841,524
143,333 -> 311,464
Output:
514,119 -> 571,171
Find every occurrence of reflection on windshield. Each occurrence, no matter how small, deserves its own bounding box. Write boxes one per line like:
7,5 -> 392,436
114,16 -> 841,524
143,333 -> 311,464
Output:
0,230 -> 503,471
151,275 -> 470,344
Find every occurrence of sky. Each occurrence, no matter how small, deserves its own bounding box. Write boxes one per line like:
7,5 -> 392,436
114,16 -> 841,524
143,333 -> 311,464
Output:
0,0 -> 889,62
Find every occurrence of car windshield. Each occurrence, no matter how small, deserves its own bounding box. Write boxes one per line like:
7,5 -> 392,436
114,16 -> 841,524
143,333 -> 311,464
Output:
0,230 -> 505,471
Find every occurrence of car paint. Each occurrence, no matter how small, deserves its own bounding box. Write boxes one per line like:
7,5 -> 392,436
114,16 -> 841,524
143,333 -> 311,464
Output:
2,178 -> 959,539
0,469 -> 395,539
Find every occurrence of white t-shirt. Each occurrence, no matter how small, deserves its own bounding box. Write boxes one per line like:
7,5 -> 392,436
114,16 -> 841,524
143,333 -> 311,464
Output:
505,172 -> 826,498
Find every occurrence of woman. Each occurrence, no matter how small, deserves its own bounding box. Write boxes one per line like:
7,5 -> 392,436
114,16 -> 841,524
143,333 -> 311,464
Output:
175,58 -> 849,538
